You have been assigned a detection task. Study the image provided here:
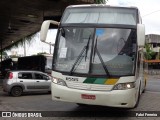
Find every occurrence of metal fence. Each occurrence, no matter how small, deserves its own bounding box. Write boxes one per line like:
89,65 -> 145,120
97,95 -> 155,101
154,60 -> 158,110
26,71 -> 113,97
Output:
148,69 -> 160,75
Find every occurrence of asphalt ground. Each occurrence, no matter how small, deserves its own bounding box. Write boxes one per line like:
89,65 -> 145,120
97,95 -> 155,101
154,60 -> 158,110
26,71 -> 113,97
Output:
0,75 -> 160,120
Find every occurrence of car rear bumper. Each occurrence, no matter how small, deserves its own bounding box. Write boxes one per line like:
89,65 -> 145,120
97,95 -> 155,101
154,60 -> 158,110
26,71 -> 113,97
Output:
3,84 -> 10,92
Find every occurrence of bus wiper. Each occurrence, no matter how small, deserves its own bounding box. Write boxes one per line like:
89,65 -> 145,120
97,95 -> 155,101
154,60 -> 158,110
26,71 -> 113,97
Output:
85,35 -> 91,61
93,37 -> 110,77
70,35 -> 91,75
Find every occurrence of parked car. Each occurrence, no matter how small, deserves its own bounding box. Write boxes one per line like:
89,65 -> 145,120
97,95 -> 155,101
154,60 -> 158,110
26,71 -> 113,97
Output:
3,70 -> 51,96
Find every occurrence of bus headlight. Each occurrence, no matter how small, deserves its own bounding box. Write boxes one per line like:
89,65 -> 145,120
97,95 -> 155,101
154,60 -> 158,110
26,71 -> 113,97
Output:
52,77 -> 67,86
113,82 -> 135,90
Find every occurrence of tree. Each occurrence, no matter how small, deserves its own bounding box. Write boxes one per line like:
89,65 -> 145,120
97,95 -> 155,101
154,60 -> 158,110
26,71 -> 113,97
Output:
0,51 -> 8,57
95,0 -> 107,4
37,52 -> 47,55
3,32 -> 37,52
144,43 -> 156,60
2,51 -> 7,56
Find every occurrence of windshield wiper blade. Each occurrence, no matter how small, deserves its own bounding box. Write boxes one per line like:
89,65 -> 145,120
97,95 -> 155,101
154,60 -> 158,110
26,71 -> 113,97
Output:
85,35 -> 91,61
69,47 -> 86,75
70,35 -> 91,75
93,36 -> 98,62
93,37 -> 110,77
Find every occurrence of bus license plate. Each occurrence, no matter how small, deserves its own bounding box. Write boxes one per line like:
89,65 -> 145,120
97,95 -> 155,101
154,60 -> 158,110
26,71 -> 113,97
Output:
81,94 -> 96,100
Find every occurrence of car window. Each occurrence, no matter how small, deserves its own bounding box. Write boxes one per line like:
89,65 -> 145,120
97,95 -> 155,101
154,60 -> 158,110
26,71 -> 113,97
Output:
35,73 -> 43,80
18,73 -> 32,79
43,75 -> 50,80
34,73 -> 49,80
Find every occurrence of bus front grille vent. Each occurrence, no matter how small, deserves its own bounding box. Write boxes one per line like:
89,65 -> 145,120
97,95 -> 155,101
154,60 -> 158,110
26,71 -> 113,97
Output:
66,82 -> 113,91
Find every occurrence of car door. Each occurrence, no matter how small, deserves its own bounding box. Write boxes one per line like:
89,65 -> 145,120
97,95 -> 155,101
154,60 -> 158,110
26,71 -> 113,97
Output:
33,72 -> 51,91
18,72 -> 36,92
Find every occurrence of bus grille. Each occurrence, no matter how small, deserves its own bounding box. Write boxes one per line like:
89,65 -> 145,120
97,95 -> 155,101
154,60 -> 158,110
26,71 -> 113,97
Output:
66,82 -> 113,91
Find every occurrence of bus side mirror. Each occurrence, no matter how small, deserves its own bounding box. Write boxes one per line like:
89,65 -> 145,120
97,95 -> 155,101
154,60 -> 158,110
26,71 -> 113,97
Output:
40,20 -> 59,42
137,24 -> 145,47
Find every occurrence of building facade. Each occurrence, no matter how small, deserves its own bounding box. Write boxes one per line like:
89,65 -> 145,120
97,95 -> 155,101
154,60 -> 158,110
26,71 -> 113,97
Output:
145,34 -> 160,69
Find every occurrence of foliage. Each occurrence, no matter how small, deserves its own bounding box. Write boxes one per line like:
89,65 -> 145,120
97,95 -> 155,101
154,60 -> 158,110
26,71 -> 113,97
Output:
37,52 -> 47,55
3,32 -> 38,51
144,43 -> 156,60
95,0 -> 107,4
156,48 -> 160,59
9,55 -> 19,58
1,51 -> 8,56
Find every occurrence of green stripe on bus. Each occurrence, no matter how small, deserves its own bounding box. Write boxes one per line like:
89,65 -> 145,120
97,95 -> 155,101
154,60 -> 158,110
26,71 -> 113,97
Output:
93,78 -> 107,84
83,78 -> 96,83
83,78 -> 118,85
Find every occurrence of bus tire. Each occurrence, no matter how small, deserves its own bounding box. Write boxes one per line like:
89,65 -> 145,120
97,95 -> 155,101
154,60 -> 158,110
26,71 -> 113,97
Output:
142,79 -> 147,93
48,91 -> 51,94
142,88 -> 145,93
76,103 -> 88,107
134,84 -> 141,108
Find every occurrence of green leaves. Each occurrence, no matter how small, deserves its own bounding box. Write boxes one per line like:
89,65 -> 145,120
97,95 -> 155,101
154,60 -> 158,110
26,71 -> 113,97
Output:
3,32 -> 37,51
95,0 -> 107,4
144,43 -> 156,60
2,52 -> 7,55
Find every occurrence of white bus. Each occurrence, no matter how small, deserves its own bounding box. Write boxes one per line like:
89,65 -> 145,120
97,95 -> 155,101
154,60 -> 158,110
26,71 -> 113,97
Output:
40,5 -> 145,108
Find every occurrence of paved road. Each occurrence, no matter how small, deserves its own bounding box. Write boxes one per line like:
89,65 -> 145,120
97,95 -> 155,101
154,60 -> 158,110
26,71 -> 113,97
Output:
0,76 -> 160,120
146,75 -> 160,92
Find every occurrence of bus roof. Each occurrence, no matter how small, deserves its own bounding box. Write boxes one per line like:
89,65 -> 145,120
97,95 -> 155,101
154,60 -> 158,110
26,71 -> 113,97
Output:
67,4 -> 139,10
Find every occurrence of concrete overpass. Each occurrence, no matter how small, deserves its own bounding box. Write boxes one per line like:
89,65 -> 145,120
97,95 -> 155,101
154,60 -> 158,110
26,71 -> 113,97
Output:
0,0 -> 94,51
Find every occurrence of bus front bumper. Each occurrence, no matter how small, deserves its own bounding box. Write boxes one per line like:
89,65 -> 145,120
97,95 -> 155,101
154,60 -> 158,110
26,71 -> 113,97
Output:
51,83 -> 137,108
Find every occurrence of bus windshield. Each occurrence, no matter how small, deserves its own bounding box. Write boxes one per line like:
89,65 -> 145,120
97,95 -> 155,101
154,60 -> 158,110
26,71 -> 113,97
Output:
53,27 -> 137,77
62,7 -> 137,25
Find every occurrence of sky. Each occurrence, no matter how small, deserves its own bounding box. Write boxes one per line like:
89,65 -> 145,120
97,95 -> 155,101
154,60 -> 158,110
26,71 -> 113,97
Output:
6,0 -> 160,56
6,29 -> 57,56
106,0 -> 160,34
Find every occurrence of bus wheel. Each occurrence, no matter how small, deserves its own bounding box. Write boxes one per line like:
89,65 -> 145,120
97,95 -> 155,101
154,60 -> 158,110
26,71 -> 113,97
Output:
142,79 -> 147,93
134,84 -> 141,108
76,103 -> 88,107
142,88 -> 145,93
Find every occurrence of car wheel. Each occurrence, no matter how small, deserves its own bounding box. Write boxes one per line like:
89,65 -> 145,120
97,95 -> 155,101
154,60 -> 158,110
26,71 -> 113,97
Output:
11,86 -> 23,97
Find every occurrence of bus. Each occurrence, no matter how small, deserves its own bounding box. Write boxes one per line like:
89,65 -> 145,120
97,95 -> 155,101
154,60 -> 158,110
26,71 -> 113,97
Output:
40,5 -> 145,108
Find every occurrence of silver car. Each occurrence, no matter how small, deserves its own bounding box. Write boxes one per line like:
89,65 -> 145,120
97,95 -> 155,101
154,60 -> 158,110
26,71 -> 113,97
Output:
3,70 -> 51,96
